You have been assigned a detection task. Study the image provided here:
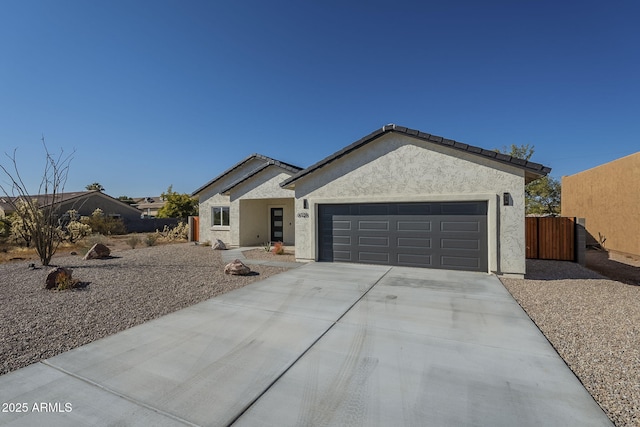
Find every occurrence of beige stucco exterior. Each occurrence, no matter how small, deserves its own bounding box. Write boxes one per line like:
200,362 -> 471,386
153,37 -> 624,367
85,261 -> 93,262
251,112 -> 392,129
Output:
196,157 -> 265,245
195,158 -> 297,247
228,167 -> 296,246
290,133 -> 527,275
562,152 -> 640,258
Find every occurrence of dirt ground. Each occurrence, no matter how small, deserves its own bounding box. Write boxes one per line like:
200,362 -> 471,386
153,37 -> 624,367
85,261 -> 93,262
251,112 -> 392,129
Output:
0,233 -> 173,264
585,248 -> 640,286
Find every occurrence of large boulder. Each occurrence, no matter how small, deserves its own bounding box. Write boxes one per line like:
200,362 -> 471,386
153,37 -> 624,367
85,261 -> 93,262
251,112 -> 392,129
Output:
83,243 -> 111,260
45,267 -> 73,289
212,239 -> 227,250
224,259 -> 251,276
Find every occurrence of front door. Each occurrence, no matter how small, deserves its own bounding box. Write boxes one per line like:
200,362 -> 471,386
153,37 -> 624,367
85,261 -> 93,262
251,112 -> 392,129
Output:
270,208 -> 284,242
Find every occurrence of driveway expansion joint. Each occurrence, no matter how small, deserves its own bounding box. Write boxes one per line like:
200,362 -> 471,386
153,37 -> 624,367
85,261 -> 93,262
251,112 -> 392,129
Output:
40,360 -> 198,427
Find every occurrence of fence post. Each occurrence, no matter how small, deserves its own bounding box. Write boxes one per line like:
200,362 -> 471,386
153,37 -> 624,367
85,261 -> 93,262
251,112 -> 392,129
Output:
575,217 -> 586,266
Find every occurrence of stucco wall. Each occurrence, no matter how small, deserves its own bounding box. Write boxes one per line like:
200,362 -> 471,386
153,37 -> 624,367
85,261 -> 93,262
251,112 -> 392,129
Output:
237,198 -> 295,246
562,152 -> 640,257
229,167 -> 296,246
293,133 -> 526,275
196,158 -> 265,245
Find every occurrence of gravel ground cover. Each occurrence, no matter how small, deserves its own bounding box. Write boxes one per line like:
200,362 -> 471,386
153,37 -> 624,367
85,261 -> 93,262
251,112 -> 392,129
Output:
0,243 -> 288,376
242,248 -> 296,263
501,260 -> 640,427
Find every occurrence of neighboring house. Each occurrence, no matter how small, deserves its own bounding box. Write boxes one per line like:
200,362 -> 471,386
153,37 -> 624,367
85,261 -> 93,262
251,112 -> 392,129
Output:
0,198 -> 8,218
2,191 -> 143,222
192,154 -> 303,247
562,152 -> 640,259
132,196 -> 166,218
194,124 -> 551,276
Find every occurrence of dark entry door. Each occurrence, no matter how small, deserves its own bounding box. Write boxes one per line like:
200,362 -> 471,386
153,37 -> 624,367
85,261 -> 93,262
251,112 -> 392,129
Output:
270,208 -> 284,242
317,202 -> 488,272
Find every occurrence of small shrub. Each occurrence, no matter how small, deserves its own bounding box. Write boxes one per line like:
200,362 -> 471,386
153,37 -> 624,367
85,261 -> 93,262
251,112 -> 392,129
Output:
144,234 -> 158,247
272,241 -> 285,255
126,235 -> 142,249
262,242 -> 271,252
82,209 -> 127,235
66,221 -> 92,242
162,222 -> 188,242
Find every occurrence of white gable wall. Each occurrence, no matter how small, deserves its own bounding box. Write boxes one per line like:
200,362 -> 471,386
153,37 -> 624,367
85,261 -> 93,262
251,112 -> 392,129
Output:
228,167 -> 296,246
293,133 -> 526,275
196,158 -> 265,245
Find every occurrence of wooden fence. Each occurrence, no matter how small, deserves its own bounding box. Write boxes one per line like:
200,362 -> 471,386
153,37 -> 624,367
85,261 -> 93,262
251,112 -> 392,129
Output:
526,217 -> 576,261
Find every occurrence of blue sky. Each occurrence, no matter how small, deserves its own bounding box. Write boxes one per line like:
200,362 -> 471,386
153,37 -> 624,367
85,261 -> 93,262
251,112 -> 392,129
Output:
1,0 -> 638,198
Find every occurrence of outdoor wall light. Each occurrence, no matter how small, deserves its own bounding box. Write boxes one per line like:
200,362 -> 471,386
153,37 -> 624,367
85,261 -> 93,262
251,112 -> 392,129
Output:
503,193 -> 512,206
303,199 -> 308,209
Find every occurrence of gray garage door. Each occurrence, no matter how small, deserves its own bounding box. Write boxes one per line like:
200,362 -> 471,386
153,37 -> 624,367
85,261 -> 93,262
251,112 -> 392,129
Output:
318,202 -> 488,272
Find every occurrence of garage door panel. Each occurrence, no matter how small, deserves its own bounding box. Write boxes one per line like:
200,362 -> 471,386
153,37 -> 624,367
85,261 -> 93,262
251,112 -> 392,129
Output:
333,220 -> 351,230
359,236 -> 389,247
441,238 -> 479,250
359,251 -> 390,263
441,255 -> 481,270
358,220 -> 389,231
397,220 -> 432,232
318,202 -> 488,272
440,220 -> 481,232
397,237 -> 432,249
398,253 -> 433,267
333,235 -> 352,245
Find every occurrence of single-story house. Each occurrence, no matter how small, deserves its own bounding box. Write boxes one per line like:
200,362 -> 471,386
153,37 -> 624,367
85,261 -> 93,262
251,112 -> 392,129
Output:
132,196 -> 166,218
193,124 -> 551,276
2,190 -> 144,222
192,154 -> 303,247
562,152 -> 640,259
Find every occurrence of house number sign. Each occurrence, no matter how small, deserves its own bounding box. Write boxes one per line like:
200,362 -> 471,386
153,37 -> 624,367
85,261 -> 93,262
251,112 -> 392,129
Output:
297,212 -> 309,218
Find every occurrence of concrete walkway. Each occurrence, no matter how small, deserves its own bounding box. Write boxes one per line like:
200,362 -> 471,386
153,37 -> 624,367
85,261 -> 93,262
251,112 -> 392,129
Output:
221,247 -> 304,269
0,263 -> 611,426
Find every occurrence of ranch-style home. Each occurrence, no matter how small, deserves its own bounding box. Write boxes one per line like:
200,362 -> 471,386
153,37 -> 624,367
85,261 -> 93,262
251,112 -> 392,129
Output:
193,124 -> 551,277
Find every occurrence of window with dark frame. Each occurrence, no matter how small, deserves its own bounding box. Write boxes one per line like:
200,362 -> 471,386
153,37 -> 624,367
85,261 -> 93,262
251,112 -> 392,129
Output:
212,206 -> 229,226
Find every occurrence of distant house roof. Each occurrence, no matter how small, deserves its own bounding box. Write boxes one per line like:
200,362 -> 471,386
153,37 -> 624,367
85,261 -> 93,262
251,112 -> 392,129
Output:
192,154 -> 302,196
281,124 -> 552,188
1,190 -> 142,215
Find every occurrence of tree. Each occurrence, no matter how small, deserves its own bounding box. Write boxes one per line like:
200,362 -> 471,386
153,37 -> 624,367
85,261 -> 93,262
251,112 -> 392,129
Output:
156,185 -> 198,219
526,175 -> 561,215
495,144 -> 561,215
86,182 -> 104,191
0,139 -> 74,265
117,195 -> 135,205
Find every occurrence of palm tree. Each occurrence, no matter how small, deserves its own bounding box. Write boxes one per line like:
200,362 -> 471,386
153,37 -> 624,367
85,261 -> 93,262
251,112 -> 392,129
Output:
86,182 -> 104,192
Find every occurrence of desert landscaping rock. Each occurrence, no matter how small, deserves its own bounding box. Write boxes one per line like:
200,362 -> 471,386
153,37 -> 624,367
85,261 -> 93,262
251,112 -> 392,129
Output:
83,243 -> 111,260
44,267 -> 73,289
212,239 -> 226,250
0,243 -> 287,377
224,258 -> 251,275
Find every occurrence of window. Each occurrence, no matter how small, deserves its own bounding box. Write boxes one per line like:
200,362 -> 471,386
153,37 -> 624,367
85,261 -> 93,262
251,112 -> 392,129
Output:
212,206 -> 229,226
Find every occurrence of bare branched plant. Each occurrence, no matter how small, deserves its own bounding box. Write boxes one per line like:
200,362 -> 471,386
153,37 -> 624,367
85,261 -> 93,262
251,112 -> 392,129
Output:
0,138 -> 74,266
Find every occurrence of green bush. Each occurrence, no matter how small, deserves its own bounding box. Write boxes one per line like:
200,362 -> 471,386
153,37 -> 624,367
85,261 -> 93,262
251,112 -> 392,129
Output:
144,234 -> 158,247
82,209 -> 127,235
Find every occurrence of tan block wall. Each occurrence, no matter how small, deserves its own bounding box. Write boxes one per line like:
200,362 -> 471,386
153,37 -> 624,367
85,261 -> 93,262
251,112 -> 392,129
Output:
561,152 -> 640,257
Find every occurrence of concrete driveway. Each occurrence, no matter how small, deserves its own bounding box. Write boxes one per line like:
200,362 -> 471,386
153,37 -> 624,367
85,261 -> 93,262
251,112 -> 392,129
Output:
0,263 -> 611,426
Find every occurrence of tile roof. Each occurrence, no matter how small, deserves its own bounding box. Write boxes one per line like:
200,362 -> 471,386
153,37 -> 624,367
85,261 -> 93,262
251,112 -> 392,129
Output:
281,124 -> 552,187
191,154 -> 303,196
